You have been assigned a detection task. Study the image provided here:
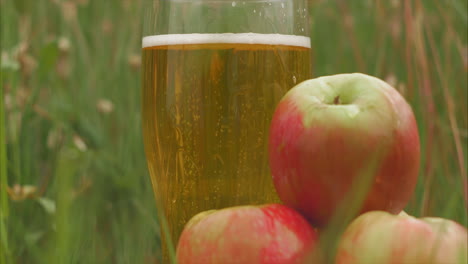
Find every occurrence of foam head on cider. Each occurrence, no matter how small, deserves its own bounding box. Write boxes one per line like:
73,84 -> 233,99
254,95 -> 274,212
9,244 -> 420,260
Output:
142,33 -> 311,48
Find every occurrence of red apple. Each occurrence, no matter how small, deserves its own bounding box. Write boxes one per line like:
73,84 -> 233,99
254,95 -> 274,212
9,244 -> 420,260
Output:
335,211 -> 468,264
268,73 -> 420,227
176,204 -> 319,264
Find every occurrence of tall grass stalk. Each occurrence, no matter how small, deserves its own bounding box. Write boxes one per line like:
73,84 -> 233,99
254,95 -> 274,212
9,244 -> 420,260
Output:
311,148 -> 387,263
1,72 -> 11,264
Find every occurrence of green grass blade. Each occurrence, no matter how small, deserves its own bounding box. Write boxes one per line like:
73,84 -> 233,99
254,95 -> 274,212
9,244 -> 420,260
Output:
0,75 -> 11,264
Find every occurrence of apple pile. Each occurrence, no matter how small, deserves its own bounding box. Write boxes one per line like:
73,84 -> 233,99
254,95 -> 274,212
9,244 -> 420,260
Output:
176,73 -> 467,264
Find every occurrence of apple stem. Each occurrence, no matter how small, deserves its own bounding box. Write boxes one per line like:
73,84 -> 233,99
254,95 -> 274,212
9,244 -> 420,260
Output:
333,96 -> 341,105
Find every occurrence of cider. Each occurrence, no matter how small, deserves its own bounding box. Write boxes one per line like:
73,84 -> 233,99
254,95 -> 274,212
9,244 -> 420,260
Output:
141,33 -> 312,249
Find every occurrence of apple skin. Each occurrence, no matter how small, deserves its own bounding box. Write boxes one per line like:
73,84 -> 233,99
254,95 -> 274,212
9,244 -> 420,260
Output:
176,204 -> 319,264
268,73 -> 420,227
335,211 -> 468,264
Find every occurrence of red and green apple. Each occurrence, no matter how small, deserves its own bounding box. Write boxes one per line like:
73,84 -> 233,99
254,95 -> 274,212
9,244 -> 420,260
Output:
335,211 -> 468,264
176,204 -> 319,264
268,73 -> 420,227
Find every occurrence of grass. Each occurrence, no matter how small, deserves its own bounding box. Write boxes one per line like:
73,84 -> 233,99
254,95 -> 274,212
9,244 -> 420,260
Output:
1,0 -> 467,263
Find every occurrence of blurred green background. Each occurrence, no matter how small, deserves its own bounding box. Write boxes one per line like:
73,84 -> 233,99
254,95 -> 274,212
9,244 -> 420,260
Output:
0,0 -> 466,263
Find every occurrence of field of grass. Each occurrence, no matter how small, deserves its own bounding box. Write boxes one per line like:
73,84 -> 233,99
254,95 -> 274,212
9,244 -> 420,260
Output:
1,0 -> 467,263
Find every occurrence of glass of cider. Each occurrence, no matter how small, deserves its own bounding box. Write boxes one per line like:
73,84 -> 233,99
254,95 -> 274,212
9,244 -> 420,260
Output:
141,0 -> 311,260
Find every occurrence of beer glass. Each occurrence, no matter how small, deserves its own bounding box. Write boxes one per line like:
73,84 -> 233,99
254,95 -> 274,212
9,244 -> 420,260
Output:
142,0 -> 311,260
